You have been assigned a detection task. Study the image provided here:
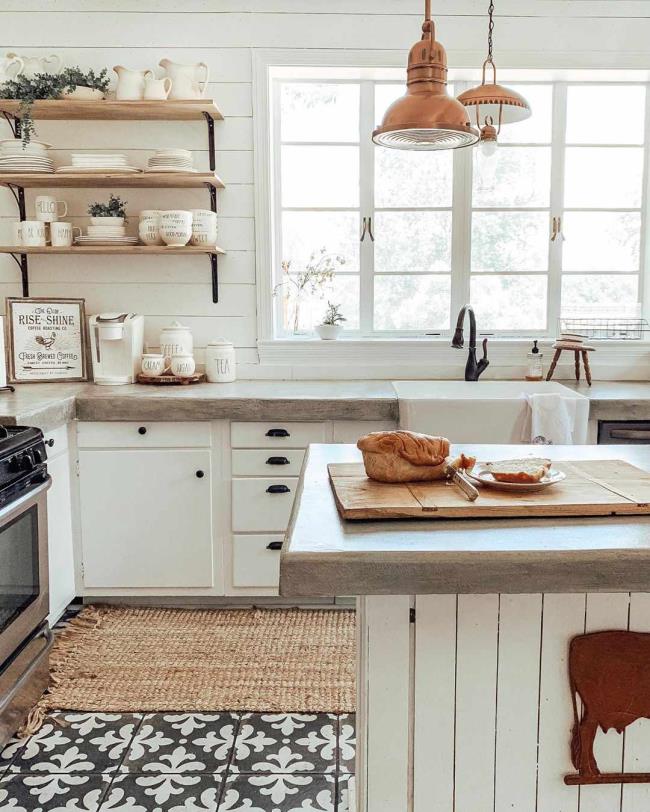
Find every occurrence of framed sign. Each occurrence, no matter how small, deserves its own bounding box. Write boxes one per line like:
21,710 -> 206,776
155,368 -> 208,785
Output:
6,298 -> 89,383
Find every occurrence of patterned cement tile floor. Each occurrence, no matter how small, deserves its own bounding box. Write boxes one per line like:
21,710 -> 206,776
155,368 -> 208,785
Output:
0,710 -> 356,811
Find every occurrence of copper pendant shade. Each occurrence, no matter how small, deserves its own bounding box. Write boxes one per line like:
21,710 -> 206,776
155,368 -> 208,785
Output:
372,0 -> 479,150
457,1 -> 531,134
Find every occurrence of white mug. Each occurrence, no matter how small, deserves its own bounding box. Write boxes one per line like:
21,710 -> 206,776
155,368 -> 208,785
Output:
144,77 -> 172,100
141,353 -> 165,377
11,221 -> 22,246
35,195 -> 67,223
170,353 -> 195,378
20,220 -> 47,247
138,218 -> 163,246
190,209 -> 217,246
50,222 -> 82,247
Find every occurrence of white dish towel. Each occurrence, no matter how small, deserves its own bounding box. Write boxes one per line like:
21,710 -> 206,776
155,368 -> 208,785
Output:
523,393 -> 578,445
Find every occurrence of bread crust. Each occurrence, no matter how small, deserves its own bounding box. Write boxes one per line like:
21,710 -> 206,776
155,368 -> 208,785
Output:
484,458 -> 551,484
357,430 -> 451,483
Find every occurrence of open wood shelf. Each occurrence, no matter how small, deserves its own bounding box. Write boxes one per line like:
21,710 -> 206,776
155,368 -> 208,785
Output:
0,99 -> 223,121
0,171 -> 225,189
0,244 -> 225,255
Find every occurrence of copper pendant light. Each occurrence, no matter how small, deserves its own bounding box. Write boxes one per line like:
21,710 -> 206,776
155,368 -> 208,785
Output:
372,0 -> 479,150
457,0 -> 531,146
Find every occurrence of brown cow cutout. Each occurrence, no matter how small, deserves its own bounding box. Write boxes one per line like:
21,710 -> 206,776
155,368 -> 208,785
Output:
565,630 -> 650,785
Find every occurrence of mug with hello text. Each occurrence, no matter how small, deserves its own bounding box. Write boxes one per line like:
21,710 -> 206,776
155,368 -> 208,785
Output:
35,195 -> 68,223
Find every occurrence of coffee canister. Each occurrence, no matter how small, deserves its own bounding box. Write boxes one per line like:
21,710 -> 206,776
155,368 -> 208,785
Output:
159,320 -> 193,364
205,338 -> 236,383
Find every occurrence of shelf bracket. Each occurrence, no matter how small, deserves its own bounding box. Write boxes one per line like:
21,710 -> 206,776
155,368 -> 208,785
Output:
2,114 -> 20,139
9,253 -> 29,297
210,253 -> 219,303
206,183 -> 218,213
7,184 -> 26,220
203,112 -> 216,172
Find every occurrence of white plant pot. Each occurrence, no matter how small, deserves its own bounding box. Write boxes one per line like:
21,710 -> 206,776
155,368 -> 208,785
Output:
316,324 -> 343,340
62,86 -> 105,100
90,216 -> 125,226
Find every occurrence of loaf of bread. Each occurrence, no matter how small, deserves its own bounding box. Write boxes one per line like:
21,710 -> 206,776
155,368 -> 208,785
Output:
357,430 -> 451,483
483,457 -> 552,484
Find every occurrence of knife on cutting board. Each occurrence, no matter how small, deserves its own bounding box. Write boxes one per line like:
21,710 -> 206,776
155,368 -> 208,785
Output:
444,462 -> 479,502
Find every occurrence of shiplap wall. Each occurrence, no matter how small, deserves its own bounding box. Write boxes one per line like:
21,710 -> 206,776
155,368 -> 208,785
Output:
3,1 -> 650,377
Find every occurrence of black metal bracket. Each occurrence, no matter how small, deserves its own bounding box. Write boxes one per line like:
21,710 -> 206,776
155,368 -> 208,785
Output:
203,112 -> 216,172
2,114 -> 20,139
209,253 -> 219,303
9,253 -> 29,297
206,183 -> 217,213
0,386 -> 15,393
7,184 -> 26,220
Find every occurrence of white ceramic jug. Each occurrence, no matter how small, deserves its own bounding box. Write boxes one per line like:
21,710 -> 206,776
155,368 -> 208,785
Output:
7,53 -> 61,79
159,59 -> 209,100
0,54 -> 23,84
113,65 -> 155,101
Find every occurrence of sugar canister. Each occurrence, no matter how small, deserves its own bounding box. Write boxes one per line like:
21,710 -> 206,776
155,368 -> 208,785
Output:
205,338 -> 236,383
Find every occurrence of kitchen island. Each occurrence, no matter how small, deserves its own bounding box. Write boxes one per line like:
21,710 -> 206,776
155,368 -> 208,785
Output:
281,443 -> 650,812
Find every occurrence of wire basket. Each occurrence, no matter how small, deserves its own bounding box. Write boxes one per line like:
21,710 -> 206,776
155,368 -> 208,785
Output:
558,318 -> 649,341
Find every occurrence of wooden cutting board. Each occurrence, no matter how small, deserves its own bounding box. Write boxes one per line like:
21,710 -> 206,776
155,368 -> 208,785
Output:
328,460 -> 650,521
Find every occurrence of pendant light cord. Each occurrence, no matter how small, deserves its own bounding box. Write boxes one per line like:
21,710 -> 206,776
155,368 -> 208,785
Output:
487,0 -> 495,65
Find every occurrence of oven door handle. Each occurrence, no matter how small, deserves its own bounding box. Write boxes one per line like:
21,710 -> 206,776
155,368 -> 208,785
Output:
0,625 -> 53,716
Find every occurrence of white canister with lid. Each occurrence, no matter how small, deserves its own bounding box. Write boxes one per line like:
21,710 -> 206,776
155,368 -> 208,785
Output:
205,338 -> 236,383
159,320 -> 193,366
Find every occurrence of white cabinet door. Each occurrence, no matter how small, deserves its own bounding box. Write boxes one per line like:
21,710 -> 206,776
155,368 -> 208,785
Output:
79,449 -> 213,588
47,451 -> 75,622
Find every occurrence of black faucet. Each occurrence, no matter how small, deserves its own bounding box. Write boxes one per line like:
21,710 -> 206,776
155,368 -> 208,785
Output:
451,304 -> 489,381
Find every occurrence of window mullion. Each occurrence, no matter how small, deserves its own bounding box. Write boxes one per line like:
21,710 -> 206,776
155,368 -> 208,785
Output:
639,83 -> 650,322
451,81 -> 473,326
547,82 -> 567,336
359,80 -> 375,335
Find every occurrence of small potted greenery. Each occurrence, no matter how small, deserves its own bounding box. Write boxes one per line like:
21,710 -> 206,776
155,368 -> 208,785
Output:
316,301 -> 346,340
0,67 -> 110,145
88,194 -> 128,225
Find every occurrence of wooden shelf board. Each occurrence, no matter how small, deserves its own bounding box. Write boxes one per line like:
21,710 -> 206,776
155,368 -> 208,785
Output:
0,172 -> 225,189
0,245 -> 225,255
0,99 -> 223,121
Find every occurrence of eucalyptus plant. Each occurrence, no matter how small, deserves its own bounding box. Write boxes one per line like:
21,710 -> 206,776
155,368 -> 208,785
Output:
88,194 -> 128,219
321,301 -> 346,326
0,67 -> 110,145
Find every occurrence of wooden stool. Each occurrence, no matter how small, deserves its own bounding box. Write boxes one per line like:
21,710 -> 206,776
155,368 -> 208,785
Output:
546,341 -> 594,386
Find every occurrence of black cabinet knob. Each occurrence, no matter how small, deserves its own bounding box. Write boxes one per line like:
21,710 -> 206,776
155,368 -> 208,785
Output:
265,428 -> 290,438
266,456 -> 290,466
138,426 -> 147,435
196,470 -> 205,478
45,438 -> 54,447
266,484 -> 290,494
266,541 -> 283,551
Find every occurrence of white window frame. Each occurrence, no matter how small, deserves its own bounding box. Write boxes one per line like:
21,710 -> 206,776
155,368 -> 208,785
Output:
253,50 -> 650,361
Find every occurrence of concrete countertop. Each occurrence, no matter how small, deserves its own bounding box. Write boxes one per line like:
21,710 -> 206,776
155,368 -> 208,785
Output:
281,443 -> 650,596
1,379 -> 650,432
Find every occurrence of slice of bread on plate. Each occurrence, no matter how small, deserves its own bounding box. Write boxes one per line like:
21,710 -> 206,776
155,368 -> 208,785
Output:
482,457 -> 552,484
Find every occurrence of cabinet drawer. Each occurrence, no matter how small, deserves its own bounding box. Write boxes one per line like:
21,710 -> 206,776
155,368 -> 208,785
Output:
43,425 -> 69,459
232,449 -> 305,477
232,534 -> 282,588
232,477 -> 298,532
77,421 -> 210,448
231,422 -> 327,449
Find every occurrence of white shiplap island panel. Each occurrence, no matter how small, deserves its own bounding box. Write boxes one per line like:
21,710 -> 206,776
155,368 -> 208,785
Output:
283,444 -> 650,812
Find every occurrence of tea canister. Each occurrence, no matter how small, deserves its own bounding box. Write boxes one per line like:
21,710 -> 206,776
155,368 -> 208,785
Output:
205,338 -> 236,383
159,320 -> 193,363
170,353 -> 195,378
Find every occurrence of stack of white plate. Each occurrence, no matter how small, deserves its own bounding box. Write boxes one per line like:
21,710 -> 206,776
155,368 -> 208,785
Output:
145,148 -> 196,174
75,219 -> 139,246
57,153 -> 141,174
0,139 -> 54,173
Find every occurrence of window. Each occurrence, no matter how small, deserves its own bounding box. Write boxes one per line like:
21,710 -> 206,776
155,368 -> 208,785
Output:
270,74 -> 648,338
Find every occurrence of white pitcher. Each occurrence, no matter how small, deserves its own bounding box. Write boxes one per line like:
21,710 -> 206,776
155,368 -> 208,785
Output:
7,53 -> 61,79
159,59 -> 209,100
0,54 -> 23,84
113,65 -> 155,101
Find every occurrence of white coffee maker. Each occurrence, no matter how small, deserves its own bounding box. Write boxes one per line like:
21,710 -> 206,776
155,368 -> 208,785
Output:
89,313 -> 144,385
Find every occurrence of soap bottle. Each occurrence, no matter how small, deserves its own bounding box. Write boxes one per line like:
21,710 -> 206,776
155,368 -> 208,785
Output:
525,340 -> 544,381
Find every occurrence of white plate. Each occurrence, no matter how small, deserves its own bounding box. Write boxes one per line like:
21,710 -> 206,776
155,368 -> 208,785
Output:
467,464 -> 566,493
76,239 -> 139,245
144,167 -> 198,174
0,167 -> 52,173
56,166 -> 141,174
0,158 -> 53,164
0,138 -> 52,149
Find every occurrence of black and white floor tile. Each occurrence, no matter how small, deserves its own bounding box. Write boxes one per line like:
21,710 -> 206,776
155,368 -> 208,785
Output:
0,711 -> 356,811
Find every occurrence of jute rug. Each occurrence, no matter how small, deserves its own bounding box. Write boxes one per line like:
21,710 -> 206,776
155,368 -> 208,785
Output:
25,605 -> 356,733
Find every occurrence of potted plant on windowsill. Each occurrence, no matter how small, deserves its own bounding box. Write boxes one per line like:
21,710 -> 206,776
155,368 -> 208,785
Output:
316,301 -> 346,340
88,194 -> 128,226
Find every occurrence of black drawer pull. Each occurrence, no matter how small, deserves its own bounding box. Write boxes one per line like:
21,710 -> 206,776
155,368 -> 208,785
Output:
138,426 -> 147,435
266,456 -> 290,466
266,484 -> 290,494
265,428 -> 290,438
45,438 -> 54,447
266,541 -> 283,551
196,470 -> 205,478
